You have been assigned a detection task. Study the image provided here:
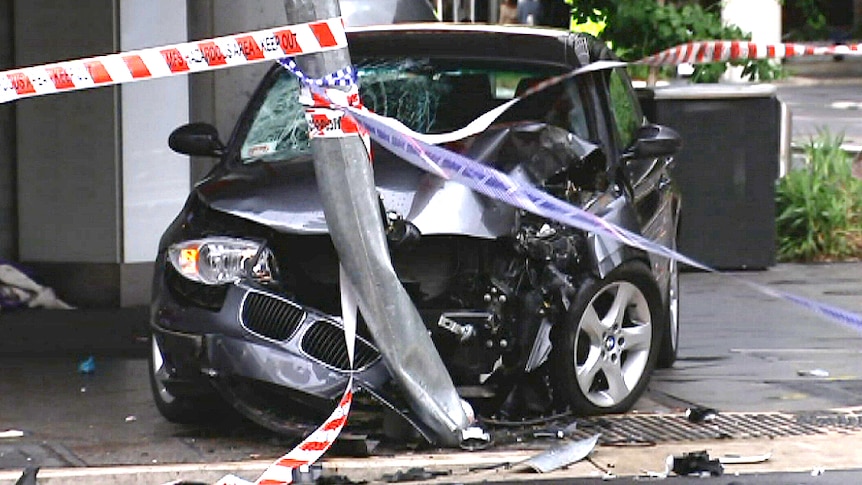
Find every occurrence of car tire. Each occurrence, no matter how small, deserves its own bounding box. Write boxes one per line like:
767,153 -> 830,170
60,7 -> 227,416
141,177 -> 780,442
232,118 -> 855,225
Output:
656,253 -> 679,369
551,261 -> 661,415
148,335 -> 224,424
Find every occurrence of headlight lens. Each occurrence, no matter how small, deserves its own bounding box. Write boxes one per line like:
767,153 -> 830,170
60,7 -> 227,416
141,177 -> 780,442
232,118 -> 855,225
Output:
167,237 -> 274,285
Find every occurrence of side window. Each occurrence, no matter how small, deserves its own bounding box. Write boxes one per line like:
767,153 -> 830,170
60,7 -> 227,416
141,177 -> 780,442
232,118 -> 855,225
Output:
606,68 -> 643,150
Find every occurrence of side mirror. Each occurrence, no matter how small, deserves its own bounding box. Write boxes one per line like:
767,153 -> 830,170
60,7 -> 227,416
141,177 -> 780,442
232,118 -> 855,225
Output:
625,124 -> 682,160
168,123 -> 225,157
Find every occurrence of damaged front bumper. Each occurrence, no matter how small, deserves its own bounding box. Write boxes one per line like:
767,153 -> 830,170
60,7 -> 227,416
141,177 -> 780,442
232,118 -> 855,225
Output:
151,277 -> 397,426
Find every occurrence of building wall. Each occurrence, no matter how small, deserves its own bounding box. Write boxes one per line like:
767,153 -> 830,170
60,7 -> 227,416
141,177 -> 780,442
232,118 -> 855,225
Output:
12,0 -> 189,307
0,0 -> 16,261
187,0 -> 285,183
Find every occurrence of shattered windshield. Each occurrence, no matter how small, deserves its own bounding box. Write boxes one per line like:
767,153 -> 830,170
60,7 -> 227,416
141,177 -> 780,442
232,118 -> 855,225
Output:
238,58 -> 572,163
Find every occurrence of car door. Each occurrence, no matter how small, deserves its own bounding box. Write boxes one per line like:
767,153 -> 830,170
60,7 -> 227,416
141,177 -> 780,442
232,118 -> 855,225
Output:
603,67 -> 675,252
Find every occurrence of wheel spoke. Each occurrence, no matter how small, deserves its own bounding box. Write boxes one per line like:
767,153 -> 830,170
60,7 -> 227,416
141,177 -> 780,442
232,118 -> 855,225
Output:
576,347 -> 602,386
580,304 -> 608,340
607,283 -> 633,328
603,360 -> 631,403
621,324 -> 651,352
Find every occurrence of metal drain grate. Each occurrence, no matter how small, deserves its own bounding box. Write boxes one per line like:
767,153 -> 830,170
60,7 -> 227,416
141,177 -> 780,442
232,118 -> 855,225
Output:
561,412 -> 862,445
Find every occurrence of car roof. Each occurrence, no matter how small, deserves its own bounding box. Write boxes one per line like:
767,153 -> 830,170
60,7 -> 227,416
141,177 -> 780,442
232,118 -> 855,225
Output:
345,23 -> 609,68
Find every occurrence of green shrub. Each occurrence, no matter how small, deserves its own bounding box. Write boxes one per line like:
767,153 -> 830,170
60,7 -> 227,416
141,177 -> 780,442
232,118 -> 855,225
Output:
776,130 -> 862,261
568,0 -> 783,82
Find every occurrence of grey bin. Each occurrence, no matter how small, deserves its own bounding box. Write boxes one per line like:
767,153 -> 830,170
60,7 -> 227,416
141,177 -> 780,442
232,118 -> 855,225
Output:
637,84 -> 781,270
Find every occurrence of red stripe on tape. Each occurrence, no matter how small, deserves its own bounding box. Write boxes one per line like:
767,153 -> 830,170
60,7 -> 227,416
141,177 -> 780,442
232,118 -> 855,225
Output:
46,67 -> 75,89
84,61 -> 113,84
299,441 -> 330,452
730,42 -> 741,61
275,29 -> 303,55
198,41 -> 227,66
748,42 -> 758,59
161,48 -> 189,72
309,22 -> 338,48
236,35 -> 265,60
257,480 -> 289,485
341,115 -> 360,135
767,45 -> 776,59
275,458 -> 307,468
323,415 -> 347,431
340,389 -> 353,406
8,72 -> 35,95
123,55 -> 151,79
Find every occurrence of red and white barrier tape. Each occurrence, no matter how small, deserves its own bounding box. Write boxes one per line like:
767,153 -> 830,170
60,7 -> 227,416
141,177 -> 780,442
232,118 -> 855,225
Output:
0,17 -> 347,104
637,40 -> 862,66
216,265 -> 358,485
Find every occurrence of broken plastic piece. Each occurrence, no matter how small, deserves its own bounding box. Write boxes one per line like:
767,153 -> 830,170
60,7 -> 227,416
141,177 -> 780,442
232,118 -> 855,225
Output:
459,426 -> 492,451
0,429 -> 24,439
797,368 -> 830,378
685,407 -> 718,423
670,450 -> 723,477
718,451 -> 772,465
523,434 -> 600,473
77,356 -> 95,374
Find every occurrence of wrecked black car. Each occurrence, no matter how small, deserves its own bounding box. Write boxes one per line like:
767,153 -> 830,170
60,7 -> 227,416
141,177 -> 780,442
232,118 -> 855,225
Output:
149,24 -> 682,443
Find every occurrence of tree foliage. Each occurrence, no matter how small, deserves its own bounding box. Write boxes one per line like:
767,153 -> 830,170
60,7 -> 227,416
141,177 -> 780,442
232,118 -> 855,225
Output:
569,0 -> 783,82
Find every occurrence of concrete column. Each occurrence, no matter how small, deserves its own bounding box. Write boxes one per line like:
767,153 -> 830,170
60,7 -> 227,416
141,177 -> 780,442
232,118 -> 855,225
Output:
14,0 -> 190,307
187,0 -> 286,183
0,0 -> 16,260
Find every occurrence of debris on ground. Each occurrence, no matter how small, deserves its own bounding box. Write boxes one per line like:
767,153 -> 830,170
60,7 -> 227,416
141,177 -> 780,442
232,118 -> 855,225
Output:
0,262 -> 73,311
382,467 -> 451,483
669,450 -> 724,477
0,429 -> 25,439
797,368 -> 830,378
77,356 -> 95,374
685,407 -> 719,423
522,434 -> 600,473
14,466 -> 39,485
718,451 -> 772,464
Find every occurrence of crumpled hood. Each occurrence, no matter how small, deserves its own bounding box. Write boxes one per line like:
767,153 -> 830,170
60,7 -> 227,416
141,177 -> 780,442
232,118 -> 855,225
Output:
196,154 -> 515,238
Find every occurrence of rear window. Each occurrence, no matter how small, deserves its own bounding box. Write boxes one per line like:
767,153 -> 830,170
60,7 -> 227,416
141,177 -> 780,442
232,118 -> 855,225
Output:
238,58 -> 576,163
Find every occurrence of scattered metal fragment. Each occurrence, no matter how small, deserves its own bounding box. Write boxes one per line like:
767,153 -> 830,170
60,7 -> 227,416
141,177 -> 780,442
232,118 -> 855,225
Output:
670,450 -> 723,477
522,434 -> 600,473
718,451 -> 772,465
798,368 -> 830,378
0,430 -> 24,439
685,407 -> 719,423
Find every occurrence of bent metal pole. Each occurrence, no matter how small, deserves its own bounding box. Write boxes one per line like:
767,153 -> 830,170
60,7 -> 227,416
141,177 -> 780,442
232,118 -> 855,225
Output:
282,0 -> 471,446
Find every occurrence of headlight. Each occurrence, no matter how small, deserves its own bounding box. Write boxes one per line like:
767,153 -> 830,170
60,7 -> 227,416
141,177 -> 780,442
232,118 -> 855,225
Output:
167,237 -> 275,285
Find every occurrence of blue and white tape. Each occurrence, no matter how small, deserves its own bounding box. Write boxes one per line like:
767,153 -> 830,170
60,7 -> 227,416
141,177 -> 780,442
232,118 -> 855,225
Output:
283,60 -> 862,335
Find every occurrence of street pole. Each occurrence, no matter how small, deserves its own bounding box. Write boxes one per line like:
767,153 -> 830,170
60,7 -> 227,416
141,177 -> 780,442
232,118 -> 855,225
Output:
282,0 -> 472,446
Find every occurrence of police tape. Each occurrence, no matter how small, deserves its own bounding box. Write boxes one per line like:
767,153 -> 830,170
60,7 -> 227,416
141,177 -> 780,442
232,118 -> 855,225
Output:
637,40 -> 862,66
0,17 -> 347,104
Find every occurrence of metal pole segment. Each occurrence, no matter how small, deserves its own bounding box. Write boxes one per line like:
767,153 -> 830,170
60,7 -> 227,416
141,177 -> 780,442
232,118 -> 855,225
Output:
282,0 -> 471,446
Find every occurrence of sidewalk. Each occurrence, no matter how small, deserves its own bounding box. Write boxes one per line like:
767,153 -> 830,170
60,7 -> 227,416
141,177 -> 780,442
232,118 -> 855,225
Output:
2,263 -> 862,483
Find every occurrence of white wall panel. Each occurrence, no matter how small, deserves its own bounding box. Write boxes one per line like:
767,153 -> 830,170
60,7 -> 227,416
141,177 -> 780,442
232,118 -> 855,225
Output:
120,0 -> 190,263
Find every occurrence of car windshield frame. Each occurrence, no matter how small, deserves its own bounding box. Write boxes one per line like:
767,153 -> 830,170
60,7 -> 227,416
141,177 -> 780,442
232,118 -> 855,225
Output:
229,55 -> 596,167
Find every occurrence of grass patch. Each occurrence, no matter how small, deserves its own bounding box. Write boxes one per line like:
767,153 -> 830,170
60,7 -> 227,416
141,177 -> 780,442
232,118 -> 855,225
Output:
776,130 -> 862,262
